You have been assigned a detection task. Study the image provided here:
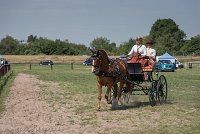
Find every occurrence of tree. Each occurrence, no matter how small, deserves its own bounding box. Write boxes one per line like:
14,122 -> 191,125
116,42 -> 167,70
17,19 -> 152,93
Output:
27,35 -> 37,42
72,44 -> 88,55
181,35 -> 200,55
0,35 -> 18,54
149,18 -> 186,55
15,43 -> 28,55
117,38 -> 135,55
90,37 -> 116,54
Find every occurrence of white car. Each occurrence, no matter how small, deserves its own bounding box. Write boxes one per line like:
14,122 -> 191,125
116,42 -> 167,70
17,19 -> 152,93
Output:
175,60 -> 184,68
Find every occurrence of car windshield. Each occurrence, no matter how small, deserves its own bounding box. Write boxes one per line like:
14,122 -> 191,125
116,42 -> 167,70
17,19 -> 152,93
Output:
158,60 -> 172,64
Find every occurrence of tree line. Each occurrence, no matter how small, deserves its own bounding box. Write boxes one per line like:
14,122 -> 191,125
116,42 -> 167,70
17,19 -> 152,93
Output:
0,18 -> 200,56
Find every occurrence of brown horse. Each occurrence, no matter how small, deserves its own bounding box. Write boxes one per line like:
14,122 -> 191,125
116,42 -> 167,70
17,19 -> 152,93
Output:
90,49 -> 129,111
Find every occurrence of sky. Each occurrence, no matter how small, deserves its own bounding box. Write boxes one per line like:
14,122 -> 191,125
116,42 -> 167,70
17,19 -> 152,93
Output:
0,0 -> 200,46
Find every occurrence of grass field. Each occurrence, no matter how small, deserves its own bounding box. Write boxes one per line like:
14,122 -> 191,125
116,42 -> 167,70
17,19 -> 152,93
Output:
1,62 -> 200,133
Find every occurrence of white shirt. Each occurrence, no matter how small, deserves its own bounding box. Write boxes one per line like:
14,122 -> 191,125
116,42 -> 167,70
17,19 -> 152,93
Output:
147,47 -> 156,57
128,44 -> 147,56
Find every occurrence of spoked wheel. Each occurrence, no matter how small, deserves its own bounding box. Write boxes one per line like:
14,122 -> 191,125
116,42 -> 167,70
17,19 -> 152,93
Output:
109,88 -> 114,104
147,72 -> 153,82
149,81 -> 157,106
157,75 -> 167,104
122,87 -> 130,104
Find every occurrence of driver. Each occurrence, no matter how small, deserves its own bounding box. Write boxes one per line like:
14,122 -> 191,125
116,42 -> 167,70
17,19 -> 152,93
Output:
127,36 -> 147,68
128,36 -> 147,57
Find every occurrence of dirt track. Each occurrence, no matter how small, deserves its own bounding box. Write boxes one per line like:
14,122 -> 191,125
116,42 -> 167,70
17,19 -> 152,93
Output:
0,74 -> 81,134
0,73 -> 138,134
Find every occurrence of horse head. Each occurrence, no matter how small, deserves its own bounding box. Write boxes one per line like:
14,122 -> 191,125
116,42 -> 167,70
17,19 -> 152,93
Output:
90,49 -> 109,74
90,50 -> 103,74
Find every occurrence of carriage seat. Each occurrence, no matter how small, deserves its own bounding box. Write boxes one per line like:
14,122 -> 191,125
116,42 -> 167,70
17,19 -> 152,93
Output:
127,63 -> 144,81
143,58 -> 156,72
143,66 -> 153,72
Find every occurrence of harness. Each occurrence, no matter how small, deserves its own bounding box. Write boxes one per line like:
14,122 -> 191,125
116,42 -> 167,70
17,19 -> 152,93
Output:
94,59 -> 121,78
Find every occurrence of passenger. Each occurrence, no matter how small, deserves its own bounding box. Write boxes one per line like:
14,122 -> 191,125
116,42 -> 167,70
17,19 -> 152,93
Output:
146,40 -> 156,68
146,40 -> 156,59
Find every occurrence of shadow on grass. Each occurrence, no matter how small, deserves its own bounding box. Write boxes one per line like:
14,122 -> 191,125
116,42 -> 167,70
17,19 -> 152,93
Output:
110,100 -> 174,111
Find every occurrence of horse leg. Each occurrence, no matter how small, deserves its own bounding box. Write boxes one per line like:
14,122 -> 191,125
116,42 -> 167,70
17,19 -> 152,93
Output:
105,84 -> 112,104
97,83 -> 102,111
113,84 -> 118,99
126,81 -> 131,94
124,73 -> 131,93
118,82 -> 125,105
111,84 -> 119,109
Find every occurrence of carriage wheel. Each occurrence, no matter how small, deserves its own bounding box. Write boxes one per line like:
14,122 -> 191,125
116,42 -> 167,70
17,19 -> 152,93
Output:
157,75 -> 167,104
109,88 -> 114,104
149,81 -> 157,106
122,87 -> 130,104
147,72 -> 153,82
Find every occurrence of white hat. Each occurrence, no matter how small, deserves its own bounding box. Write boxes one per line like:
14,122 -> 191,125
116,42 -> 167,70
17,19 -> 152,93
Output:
136,36 -> 143,41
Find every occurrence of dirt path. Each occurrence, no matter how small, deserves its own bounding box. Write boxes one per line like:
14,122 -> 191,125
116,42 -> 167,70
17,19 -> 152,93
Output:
0,73 -> 81,134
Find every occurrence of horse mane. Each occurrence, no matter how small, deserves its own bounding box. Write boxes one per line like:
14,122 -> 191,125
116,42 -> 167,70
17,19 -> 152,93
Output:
97,49 -> 110,71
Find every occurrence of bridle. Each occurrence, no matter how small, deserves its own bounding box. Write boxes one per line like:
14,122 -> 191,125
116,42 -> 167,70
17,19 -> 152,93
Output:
91,53 -> 103,74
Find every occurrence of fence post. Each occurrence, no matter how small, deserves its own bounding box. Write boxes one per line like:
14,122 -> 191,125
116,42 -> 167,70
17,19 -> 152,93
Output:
29,64 -> 32,70
6,65 -> 9,72
188,62 -> 192,68
71,62 -> 74,70
50,65 -> 53,70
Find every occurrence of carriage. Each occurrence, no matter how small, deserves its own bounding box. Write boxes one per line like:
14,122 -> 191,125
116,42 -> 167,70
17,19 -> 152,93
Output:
90,49 -> 167,110
117,56 -> 168,106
